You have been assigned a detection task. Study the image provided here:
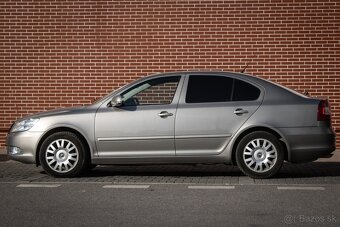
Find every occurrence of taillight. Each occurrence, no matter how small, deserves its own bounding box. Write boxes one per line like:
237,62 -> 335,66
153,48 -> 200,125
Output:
317,100 -> 331,122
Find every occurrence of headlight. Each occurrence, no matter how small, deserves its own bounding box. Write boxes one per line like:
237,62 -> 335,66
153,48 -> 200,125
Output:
11,118 -> 39,133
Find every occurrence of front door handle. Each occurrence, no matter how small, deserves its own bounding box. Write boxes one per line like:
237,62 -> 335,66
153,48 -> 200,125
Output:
234,108 -> 249,115
158,111 -> 173,118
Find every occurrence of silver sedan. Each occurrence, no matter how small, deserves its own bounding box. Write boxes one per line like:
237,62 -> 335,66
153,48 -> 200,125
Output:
6,72 -> 336,178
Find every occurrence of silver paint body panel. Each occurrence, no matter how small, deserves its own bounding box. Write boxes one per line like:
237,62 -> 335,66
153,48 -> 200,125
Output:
6,71 -> 336,165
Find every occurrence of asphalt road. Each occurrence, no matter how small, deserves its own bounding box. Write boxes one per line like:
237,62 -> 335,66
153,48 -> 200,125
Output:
0,183 -> 339,227
0,150 -> 339,226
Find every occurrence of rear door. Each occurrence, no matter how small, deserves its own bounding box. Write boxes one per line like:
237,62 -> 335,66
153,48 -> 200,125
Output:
175,74 -> 263,155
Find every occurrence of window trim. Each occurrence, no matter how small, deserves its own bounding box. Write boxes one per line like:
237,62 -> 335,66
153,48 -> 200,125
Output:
117,75 -> 183,107
180,74 -> 263,105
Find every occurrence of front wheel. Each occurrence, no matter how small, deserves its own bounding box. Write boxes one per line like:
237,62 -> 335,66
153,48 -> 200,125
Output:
235,131 -> 284,179
39,131 -> 88,177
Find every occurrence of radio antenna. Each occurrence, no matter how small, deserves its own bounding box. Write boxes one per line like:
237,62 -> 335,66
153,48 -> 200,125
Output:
240,63 -> 249,73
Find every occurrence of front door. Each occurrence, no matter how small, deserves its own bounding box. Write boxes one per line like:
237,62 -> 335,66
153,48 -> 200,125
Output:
95,75 -> 183,157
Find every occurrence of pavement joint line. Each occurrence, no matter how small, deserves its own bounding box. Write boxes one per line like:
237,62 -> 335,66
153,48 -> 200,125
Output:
32,181 -> 114,184
16,184 -> 61,188
238,177 -> 255,185
188,185 -> 235,190
0,181 -> 338,186
0,181 -> 114,184
277,186 -> 325,191
103,184 -> 150,189
5,181 -> 236,185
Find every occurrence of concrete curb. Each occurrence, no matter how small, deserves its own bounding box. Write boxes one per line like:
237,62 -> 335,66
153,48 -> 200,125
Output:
318,149 -> 340,162
0,147 -> 7,161
0,147 -> 6,155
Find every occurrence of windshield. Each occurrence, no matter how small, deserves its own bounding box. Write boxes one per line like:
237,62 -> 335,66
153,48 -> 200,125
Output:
91,76 -> 150,105
269,80 -> 308,98
252,75 -> 309,98
92,91 -> 114,105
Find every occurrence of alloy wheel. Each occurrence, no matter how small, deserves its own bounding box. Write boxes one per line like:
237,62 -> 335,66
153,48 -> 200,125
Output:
45,139 -> 79,173
242,138 -> 278,173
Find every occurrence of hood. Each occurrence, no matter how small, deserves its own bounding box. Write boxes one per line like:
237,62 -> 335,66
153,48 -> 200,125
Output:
20,106 -> 87,121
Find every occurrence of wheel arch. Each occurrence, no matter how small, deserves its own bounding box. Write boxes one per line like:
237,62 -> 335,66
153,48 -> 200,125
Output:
230,126 -> 289,165
35,127 -> 92,166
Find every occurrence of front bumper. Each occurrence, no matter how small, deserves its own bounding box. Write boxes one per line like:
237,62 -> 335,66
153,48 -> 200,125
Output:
280,126 -> 336,163
6,131 -> 44,164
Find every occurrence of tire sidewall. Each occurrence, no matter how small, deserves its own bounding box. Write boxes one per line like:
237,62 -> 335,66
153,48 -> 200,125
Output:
39,132 -> 87,177
236,131 -> 284,179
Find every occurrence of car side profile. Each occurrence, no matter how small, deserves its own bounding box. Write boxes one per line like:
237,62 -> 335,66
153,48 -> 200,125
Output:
6,72 -> 336,178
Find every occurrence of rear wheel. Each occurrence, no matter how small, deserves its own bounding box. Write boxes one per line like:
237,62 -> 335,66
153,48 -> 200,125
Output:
39,131 -> 88,177
235,131 -> 284,179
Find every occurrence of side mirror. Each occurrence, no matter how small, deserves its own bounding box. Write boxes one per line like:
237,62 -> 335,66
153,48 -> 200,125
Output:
110,95 -> 123,107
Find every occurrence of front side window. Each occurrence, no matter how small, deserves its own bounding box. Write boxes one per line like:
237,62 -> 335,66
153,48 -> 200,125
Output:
121,76 -> 180,106
186,76 -> 233,103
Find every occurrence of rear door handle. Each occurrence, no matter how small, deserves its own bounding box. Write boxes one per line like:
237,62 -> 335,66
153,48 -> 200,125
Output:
158,111 -> 173,118
234,108 -> 249,115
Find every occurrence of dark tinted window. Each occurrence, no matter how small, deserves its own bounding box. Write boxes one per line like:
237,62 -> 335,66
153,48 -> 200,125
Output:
186,76 -> 233,103
233,79 -> 260,101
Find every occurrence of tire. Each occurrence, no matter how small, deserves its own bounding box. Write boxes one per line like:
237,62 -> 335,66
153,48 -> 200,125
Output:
235,131 -> 284,179
85,163 -> 97,171
39,131 -> 88,177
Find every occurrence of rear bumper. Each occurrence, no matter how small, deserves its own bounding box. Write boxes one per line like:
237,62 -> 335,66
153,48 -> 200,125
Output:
280,126 -> 336,163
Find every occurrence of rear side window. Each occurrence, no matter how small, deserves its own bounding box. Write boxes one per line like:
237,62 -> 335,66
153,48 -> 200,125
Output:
233,79 -> 260,101
186,76 -> 233,103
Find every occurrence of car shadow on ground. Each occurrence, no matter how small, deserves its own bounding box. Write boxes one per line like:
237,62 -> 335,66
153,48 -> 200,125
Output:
277,162 -> 340,178
52,161 -> 340,179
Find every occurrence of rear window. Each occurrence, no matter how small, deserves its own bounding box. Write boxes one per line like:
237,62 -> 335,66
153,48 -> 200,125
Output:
186,76 -> 233,103
232,79 -> 260,101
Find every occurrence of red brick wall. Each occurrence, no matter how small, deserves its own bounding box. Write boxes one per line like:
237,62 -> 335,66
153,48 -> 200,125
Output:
0,0 -> 339,148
